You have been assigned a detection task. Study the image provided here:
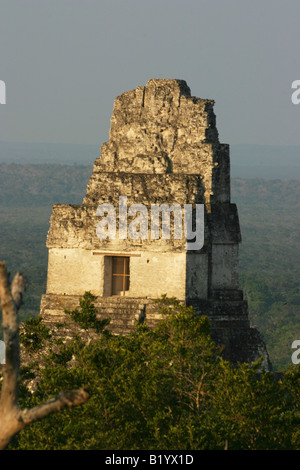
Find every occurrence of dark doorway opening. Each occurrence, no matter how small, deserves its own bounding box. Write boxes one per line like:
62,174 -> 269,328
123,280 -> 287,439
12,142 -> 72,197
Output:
112,256 -> 130,296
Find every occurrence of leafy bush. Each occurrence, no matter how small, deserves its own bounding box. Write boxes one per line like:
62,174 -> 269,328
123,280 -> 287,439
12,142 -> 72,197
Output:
19,317 -> 51,353
64,291 -> 110,333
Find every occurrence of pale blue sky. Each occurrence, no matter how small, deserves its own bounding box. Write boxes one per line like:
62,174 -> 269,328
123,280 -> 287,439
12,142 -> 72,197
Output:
0,0 -> 300,147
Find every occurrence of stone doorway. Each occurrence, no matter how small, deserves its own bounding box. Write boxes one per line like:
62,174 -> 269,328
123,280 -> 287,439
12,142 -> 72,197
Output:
111,256 -> 130,296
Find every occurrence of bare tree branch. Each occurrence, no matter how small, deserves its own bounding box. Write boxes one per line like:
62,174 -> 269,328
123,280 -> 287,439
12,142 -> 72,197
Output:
20,388 -> 89,425
0,262 -> 23,411
0,261 -> 89,450
11,271 -> 27,310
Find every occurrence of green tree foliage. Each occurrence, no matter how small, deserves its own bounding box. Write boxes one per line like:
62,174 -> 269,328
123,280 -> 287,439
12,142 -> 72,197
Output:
64,291 -> 111,333
19,317 -> 51,353
7,295 -> 300,450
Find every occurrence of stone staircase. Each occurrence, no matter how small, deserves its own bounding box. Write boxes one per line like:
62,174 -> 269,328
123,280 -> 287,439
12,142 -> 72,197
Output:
94,297 -> 146,334
40,294 -> 164,336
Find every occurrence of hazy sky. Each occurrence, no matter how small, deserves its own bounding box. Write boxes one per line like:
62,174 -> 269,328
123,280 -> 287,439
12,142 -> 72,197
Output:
1,0 -> 300,147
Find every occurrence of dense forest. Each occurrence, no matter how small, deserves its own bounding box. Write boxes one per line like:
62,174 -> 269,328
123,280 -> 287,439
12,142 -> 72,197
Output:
5,294 -> 300,450
0,163 -> 299,371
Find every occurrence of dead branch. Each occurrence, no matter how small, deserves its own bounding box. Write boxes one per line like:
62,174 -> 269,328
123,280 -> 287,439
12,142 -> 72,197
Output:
0,261 -> 89,450
20,389 -> 89,425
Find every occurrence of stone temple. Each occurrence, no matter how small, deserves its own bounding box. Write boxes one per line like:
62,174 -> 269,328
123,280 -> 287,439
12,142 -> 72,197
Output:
40,79 -> 271,369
